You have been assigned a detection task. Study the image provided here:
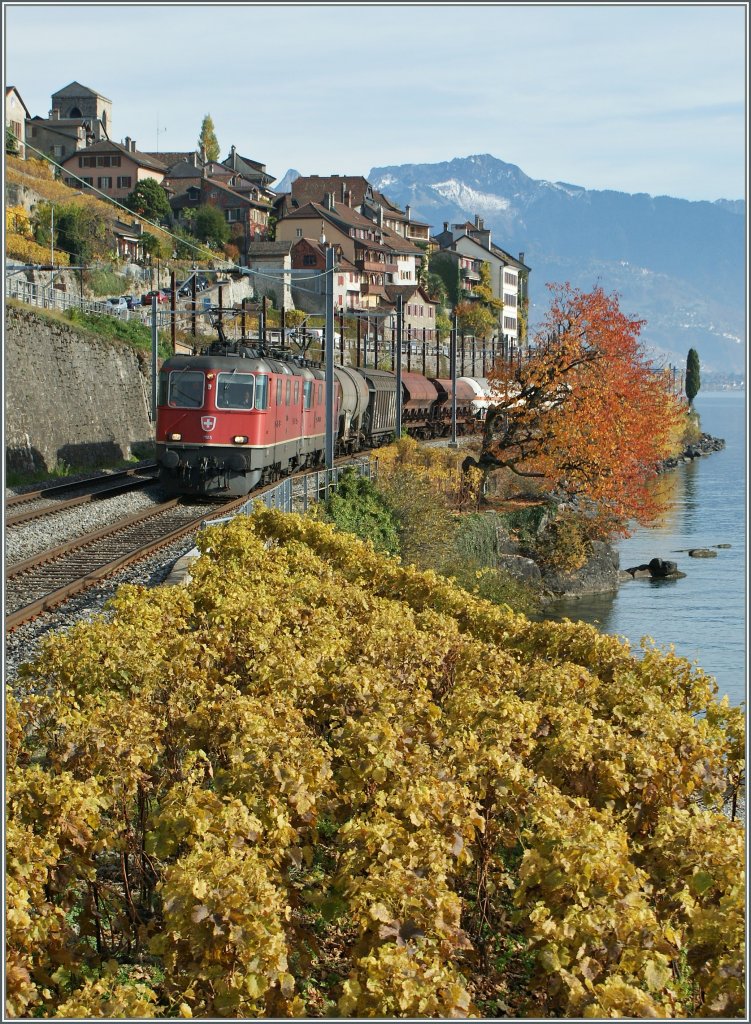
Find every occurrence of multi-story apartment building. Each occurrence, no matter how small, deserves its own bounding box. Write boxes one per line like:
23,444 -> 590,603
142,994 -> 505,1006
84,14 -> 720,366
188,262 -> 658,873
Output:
275,193 -> 423,303
432,216 -> 530,349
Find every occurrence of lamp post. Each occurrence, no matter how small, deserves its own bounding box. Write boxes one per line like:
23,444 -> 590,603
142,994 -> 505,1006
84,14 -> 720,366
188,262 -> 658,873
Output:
449,310 -> 458,448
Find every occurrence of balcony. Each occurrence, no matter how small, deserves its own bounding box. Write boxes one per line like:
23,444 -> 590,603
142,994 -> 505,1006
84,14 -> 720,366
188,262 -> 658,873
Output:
359,258 -> 397,274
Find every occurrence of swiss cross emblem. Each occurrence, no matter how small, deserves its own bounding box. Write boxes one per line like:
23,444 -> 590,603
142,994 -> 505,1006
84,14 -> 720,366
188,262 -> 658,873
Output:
201,416 -> 216,431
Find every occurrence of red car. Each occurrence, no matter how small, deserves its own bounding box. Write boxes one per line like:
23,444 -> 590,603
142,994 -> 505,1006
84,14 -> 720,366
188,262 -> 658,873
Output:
141,290 -> 169,306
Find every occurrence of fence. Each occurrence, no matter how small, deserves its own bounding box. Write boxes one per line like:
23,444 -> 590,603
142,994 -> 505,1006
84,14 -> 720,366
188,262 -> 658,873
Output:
201,458 -> 376,531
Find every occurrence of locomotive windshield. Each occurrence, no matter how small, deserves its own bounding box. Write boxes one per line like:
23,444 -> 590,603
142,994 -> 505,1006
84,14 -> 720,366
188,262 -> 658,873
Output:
167,370 -> 204,408
217,372 -> 255,409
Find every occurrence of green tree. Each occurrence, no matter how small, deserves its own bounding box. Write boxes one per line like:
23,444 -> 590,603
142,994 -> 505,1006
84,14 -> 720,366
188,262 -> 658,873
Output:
55,204 -> 107,264
198,114 -> 220,162
430,252 -> 461,306
193,204 -> 230,248
125,178 -> 172,222
686,348 -> 701,406
142,232 -> 172,261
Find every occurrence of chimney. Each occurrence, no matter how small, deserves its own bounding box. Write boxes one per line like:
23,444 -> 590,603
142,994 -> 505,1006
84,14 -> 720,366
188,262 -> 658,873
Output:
50,108 -> 60,120
519,252 -> 525,263
124,136 -> 131,151
341,182 -> 346,202
131,139 -> 137,152
405,205 -> 411,221
324,193 -> 335,210
474,214 -> 480,227
443,221 -> 449,232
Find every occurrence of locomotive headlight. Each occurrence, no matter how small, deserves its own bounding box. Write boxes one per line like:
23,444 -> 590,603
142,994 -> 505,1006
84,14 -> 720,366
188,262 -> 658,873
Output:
168,432 -> 182,441
232,435 -> 248,444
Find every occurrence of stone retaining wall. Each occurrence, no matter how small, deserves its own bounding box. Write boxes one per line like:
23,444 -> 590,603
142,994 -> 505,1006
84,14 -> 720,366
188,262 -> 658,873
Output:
5,304 -> 154,473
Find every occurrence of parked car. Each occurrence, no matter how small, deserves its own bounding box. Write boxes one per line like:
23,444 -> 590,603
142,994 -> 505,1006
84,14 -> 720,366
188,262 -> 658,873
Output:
105,297 -> 128,315
123,295 -> 139,310
141,290 -> 169,306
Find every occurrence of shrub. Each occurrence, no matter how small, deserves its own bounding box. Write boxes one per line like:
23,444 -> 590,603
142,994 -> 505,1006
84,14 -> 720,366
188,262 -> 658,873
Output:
323,468 -> 400,556
534,509 -> 591,572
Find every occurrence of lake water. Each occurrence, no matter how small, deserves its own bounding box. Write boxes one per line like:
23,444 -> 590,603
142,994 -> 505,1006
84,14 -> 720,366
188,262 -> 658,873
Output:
542,391 -> 747,709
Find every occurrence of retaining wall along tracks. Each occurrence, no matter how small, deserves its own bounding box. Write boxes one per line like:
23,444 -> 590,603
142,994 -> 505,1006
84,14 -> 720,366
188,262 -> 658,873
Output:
5,304 -> 154,473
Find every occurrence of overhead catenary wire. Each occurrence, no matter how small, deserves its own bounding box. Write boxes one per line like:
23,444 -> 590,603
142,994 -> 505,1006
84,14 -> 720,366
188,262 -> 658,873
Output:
18,141 -> 335,282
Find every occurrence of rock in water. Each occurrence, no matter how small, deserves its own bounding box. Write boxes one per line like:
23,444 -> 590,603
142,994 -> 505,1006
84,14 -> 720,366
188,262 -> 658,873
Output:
648,557 -> 678,578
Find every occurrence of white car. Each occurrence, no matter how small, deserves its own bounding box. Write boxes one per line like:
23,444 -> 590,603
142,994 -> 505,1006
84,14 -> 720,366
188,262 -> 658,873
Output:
105,296 -> 128,315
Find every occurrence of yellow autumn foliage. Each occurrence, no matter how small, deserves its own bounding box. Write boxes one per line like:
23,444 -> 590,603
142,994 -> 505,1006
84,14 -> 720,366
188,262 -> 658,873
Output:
6,507 -> 744,1018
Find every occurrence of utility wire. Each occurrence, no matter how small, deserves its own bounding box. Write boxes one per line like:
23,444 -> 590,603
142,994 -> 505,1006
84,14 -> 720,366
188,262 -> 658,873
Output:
19,141 -> 335,281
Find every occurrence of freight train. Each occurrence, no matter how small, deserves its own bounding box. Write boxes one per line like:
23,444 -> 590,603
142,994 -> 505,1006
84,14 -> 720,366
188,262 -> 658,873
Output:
156,329 -> 493,498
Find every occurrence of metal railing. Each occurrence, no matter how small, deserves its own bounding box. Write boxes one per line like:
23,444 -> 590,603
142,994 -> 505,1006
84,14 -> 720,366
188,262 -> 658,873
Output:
201,458 -> 376,531
5,275 -> 158,323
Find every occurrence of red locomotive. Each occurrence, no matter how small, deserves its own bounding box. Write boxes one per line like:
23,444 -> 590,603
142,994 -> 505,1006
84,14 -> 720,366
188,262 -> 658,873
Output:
156,331 -> 488,498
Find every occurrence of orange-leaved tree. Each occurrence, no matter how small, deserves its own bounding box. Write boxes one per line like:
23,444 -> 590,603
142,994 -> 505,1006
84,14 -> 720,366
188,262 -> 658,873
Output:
472,283 -> 683,536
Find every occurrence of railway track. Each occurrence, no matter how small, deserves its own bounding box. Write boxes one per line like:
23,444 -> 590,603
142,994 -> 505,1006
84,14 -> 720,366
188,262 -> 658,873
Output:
5,495 -> 247,631
5,464 -> 159,527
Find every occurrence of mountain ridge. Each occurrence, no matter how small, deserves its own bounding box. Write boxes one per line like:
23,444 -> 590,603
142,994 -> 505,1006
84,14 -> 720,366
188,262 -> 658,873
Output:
366,154 -> 746,374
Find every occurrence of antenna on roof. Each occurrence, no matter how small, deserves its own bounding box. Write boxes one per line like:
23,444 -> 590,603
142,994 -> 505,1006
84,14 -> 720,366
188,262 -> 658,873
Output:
156,113 -> 167,153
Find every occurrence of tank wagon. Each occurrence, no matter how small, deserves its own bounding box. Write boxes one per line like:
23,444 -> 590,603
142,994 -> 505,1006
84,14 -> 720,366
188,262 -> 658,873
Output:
156,331 -> 493,498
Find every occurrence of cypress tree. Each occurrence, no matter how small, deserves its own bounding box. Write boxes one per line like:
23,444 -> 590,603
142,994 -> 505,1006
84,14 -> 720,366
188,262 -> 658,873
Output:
686,348 -> 701,406
197,114 -> 220,163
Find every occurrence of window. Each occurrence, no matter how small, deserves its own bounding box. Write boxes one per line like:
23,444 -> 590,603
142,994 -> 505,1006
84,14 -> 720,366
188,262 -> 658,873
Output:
276,379 -> 283,405
226,208 -> 242,222
504,293 -> 517,307
503,316 -> 517,331
216,372 -> 255,409
98,176 -> 112,189
296,228 -> 303,237
303,254 -> 316,266
504,271 -> 516,286
294,381 -> 299,404
80,156 -> 96,167
82,177 -> 93,186
167,370 -> 204,408
303,381 -> 313,409
52,145 -> 65,158
318,384 -> 323,404
285,379 -> 291,405
117,176 -> 132,189
255,375 -> 269,410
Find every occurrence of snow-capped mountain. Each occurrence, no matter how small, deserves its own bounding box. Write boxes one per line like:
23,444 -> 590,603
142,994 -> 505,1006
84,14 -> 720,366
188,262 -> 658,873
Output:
368,155 -> 746,375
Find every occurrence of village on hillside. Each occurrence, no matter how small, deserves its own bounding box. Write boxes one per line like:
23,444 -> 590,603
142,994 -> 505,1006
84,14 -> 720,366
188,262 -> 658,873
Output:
5,81 -> 531,357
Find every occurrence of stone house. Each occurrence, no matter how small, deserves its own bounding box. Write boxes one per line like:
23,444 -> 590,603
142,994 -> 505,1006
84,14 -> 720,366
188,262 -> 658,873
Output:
245,240 -> 293,309
275,195 -> 423,307
25,82 -> 112,164
5,86 -> 29,157
384,284 -> 439,347
169,176 -> 272,261
290,238 -> 361,312
60,138 -> 167,202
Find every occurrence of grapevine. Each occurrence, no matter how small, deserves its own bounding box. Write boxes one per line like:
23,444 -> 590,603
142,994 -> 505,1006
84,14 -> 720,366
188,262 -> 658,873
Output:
6,508 -> 745,1017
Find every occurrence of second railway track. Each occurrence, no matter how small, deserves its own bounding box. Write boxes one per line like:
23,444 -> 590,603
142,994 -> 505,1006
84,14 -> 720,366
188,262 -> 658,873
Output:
5,495 -> 248,631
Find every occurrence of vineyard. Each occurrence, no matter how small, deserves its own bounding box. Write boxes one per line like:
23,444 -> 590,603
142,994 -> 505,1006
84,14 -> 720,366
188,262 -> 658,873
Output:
6,506 -> 745,1018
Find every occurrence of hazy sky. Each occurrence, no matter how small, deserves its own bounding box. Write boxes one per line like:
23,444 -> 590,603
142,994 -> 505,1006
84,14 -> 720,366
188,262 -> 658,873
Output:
3,2 -> 747,201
